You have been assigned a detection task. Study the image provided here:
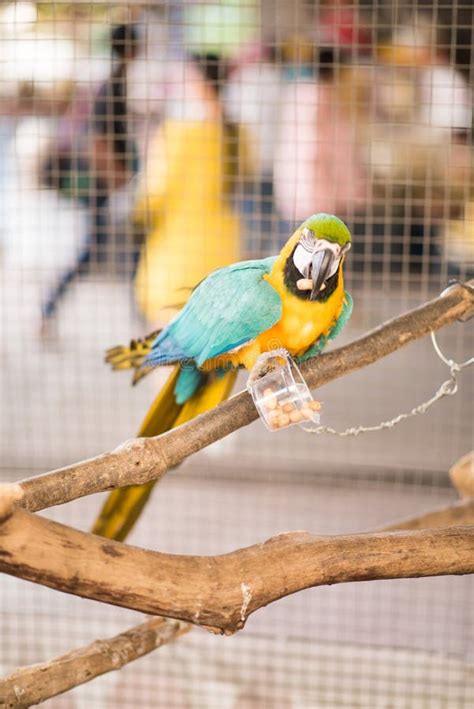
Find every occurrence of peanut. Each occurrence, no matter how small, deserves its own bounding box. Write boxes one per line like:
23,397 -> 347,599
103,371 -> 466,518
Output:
309,400 -> 321,411
263,387 -> 277,411
267,409 -> 280,427
289,410 -> 303,423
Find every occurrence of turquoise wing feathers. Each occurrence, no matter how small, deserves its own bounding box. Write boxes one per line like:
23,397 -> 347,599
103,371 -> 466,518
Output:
297,291 -> 353,362
146,257 -> 281,368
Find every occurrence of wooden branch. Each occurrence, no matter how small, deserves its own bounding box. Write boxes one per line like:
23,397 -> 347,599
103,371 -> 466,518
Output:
0,506 -> 472,635
0,484 -> 24,524
1,289 -> 471,703
2,494 -> 472,705
17,281 -> 474,513
450,451 -> 474,498
381,498 -> 474,530
0,618 -> 190,708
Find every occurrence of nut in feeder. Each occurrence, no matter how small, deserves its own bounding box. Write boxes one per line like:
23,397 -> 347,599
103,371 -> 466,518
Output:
247,349 -> 321,432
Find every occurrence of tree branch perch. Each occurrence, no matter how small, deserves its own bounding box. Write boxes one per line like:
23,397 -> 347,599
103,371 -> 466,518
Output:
0,506 -> 472,635
381,497 -> 474,531
0,617 -> 190,708
450,451 -> 474,498
1,473 -> 473,703
1,286 -> 473,702
17,281 -> 474,513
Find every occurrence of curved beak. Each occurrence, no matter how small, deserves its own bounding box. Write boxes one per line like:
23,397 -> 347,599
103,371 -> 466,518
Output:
310,248 -> 337,300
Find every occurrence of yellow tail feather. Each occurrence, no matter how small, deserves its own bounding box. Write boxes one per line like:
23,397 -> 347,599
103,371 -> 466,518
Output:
91,367 -> 237,541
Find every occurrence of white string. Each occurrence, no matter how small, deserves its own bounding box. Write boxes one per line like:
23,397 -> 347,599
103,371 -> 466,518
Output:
310,330 -> 472,438
429,330 -> 474,371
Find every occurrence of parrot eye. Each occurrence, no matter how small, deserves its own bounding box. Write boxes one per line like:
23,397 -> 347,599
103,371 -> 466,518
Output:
299,227 -> 316,252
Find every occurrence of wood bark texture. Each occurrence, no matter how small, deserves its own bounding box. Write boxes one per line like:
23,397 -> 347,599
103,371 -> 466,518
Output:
450,451 -> 474,498
0,286 -> 473,704
1,485 -> 472,704
0,506 -> 473,635
0,617 -> 189,708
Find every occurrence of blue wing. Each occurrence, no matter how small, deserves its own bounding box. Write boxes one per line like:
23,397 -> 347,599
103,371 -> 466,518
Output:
145,257 -> 281,368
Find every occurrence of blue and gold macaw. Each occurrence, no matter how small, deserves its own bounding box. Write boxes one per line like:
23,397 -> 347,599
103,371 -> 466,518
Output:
93,213 -> 353,540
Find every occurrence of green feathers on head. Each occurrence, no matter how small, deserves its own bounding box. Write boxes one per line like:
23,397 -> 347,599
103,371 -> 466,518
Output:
302,213 -> 352,246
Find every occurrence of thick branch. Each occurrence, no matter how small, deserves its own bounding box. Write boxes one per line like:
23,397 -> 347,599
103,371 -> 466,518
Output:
381,497 -> 474,530
2,290 -> 471,703
2,495 -> 472,705
17,281 -> 474,512
0,484 -> 24,524
0,617 -> 189,708
450,451 -> 474,498
0,507 -> 472,635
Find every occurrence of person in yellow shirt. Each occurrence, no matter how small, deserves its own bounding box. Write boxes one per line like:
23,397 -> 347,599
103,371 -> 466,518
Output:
133,54 -> 242,326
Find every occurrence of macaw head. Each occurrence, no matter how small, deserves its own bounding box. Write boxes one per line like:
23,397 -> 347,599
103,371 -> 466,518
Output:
282,213 -> 352,301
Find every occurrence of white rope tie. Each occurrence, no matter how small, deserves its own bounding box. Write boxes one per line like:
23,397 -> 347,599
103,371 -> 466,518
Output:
310,330 -> 472,438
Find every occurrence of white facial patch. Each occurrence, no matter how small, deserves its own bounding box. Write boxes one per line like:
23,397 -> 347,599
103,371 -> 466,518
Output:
293,233 -> 350,279
293,243 -> 313,278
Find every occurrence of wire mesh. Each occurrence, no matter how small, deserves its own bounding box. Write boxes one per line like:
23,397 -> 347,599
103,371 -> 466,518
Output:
1,1 -> 473,706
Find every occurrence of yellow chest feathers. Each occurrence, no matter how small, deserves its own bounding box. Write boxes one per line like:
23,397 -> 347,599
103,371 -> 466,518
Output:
258,270 -> 345,356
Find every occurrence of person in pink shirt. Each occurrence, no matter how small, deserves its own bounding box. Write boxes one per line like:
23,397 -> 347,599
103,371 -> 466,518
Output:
273,47 -> 369,226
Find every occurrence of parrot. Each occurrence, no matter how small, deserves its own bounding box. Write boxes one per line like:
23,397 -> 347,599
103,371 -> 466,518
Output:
92,213 -> 353,541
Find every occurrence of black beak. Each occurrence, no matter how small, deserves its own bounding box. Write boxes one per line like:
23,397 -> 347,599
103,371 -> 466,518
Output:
310,249 -> 337,300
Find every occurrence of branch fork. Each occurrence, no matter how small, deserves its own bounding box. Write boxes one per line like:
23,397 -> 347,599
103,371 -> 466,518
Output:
1,281 -> 473,705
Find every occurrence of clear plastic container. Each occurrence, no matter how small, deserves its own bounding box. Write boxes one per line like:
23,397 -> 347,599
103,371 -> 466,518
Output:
247,349 -> 321,432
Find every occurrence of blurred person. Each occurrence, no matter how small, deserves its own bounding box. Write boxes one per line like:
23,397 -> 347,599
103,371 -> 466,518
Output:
373,18 -> 474,273
378,21 -> 472,138
273,45 -> 369,227
223,45 -> 284,253
442,201 -> 474,277
318,0 -> 372,55
133,53 -> 243,326
40,23 -> 141,327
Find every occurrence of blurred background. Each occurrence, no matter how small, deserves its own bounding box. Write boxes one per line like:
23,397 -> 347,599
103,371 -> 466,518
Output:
0,0 -> 473,706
